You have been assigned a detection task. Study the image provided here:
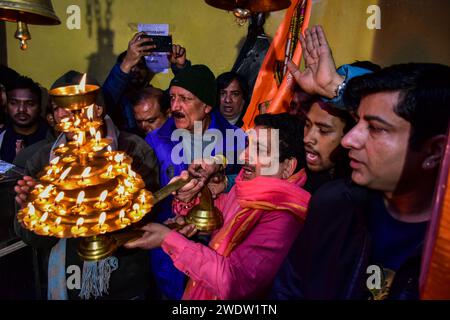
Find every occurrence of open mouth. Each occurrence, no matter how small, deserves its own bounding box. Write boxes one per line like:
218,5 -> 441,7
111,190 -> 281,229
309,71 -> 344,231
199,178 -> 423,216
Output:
305,146 -> 320,164
172,111 -> 185,119
242,164 -> 256,176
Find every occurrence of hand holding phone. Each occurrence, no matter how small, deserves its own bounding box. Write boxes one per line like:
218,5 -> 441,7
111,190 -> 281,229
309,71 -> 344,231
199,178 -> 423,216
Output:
140,34 -> 173,53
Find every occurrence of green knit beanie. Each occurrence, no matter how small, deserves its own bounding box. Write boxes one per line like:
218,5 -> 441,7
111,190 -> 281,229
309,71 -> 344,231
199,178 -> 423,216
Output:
170,64 -> 216,107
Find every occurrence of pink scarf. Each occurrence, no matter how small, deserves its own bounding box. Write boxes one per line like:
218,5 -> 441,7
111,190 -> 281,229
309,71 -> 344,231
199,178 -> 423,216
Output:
210,169 -> 310,256
183,169 -> 310,299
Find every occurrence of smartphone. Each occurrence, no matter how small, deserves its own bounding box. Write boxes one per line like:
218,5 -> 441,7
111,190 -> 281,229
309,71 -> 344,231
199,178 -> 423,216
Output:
141,35 -> 173,53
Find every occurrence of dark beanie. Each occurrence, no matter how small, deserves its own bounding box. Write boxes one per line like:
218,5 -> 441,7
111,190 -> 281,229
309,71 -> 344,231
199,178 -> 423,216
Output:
170,64 -> 216,107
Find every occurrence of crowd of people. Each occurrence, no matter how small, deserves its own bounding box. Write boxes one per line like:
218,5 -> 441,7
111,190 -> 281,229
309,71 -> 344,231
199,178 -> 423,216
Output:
2,25 -> 449,300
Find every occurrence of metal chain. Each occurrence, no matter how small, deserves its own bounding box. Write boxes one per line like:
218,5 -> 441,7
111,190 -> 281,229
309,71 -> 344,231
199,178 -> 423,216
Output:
86,0 -> 93,37
105,0 -> 113,28
94,0 -> 101,27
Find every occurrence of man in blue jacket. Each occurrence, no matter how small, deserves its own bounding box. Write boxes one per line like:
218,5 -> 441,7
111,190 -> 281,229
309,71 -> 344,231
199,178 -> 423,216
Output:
146,64 -> 244,299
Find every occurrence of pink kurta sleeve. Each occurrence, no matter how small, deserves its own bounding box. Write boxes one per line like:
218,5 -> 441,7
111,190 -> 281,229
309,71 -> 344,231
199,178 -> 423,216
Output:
161,210 -> 302,299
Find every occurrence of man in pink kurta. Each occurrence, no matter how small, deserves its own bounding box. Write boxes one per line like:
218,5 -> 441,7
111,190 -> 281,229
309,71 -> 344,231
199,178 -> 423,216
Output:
166,169 -> 310,300
126,113 -> 310,300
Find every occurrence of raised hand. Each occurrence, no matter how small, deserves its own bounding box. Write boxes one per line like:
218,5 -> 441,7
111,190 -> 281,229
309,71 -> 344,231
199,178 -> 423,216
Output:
120,32 -> 156,73
169,44 -> 187,69
288,25 -> 344,99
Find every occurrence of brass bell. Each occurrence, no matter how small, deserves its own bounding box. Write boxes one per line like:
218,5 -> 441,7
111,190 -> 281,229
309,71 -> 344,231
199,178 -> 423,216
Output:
205,0 -> 291,13
185,186 -> 223,233
0,0 -> 61,50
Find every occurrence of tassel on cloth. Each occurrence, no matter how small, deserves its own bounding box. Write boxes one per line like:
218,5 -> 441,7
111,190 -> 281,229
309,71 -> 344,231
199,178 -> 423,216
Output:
79,256 -> 119,300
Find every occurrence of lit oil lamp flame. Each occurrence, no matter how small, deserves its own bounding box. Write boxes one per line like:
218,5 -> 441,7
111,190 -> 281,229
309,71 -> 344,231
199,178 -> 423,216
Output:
74,117 -> 81,127
119,209 -> 125,220
78,74 -> 87,93
76,217 -> 84,227
55,217 -> 61,226
61,118 -> 70,124
46,168 -> 53,176
114,153 -> 124,164
28,203 -> 36,216
127,165 -> 136,178
124,179 -> 133,188
60,167 -> 72,181
133,203 -> 140,211
118,185 -> 125,196
76,132 -> 84,146
99,212 -> 106,226
80,167 -> 91,180
55,191 -> 65,204
39,212 -> 48,223
87,104 -> 94,121
50,157 -> 60,165
76,191 -> 85,206
40,185 -> 53,198
89,127 -> 96,137
95,131 -> 101,144
139,193 -> 146,205
107,165 -> 113,176
99,190 -> 108,202
107,146 -> 112,153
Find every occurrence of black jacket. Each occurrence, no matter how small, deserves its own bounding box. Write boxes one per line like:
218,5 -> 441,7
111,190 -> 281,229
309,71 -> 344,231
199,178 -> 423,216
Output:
271,179 -> 423,300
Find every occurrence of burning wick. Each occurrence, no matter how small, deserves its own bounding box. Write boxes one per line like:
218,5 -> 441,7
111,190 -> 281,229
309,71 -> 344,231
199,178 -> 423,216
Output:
87,104 -> 94,121
95,131 -> 101,145
94,190 -> 109,210
116,209 -> 131,227
107,165 -> 113,177
96,212 -> 108,234
76,191 -> 85,207
130,203 -> 142,221
71,217 -> 87,236
39,185 -> 54,199
114,153 -> 124,166
50,157 -> 60,166
59,167 -> 72,182
50,217 -> 64,236
54,191 -> 65,205
139,193 -> 146,205
80,167 -> 91,182
76,74 -> 87,94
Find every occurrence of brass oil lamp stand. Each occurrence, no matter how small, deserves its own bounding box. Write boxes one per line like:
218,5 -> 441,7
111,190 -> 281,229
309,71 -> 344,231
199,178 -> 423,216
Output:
17,75 -> 223,261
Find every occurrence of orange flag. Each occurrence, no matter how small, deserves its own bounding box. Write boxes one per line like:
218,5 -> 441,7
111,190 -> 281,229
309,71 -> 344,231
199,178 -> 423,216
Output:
420,130 -> 450,299
242,0 -> 312,130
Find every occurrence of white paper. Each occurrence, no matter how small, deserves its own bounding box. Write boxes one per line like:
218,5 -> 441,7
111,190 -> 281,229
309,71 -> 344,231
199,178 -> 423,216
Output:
138,23 -> 170,74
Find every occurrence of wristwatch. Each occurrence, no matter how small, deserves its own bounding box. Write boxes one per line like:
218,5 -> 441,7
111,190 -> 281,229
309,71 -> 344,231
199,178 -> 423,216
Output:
335,80 -> 347,98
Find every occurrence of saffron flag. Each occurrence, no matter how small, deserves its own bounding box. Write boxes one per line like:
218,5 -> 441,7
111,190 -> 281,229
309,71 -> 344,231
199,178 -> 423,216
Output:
242,0 -> 312,130
420,130 -> 450,299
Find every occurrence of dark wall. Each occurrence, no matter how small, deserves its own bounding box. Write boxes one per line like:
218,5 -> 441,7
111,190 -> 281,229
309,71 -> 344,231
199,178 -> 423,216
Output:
373,0 -> 450,66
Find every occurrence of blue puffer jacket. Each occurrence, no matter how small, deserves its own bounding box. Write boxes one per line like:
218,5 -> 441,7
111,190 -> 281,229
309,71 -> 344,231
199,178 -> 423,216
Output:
145,109 -> 244,299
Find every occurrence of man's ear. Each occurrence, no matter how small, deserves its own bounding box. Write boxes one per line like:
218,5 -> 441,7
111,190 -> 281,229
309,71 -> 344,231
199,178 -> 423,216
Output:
204,104 -> 213,114
46,113 -> 55,127
280,157 -> 297,179
422,134 -> 447,170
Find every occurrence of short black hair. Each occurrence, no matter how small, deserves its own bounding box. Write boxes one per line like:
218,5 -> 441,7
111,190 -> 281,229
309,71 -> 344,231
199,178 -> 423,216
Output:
0,64 -> 20,89
6,75 -> 41,106
301,96 -> 355,134
345,63 -> 450,150
350,60 -> 382,73
216,71 -> 250,106
254,113 -> 305,172
131,86 -> 170,114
